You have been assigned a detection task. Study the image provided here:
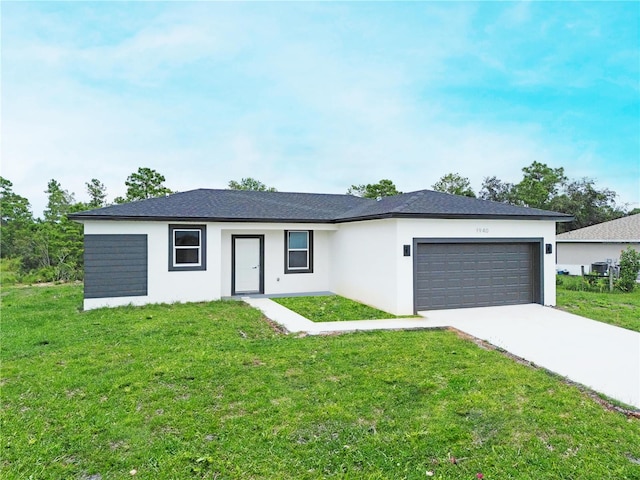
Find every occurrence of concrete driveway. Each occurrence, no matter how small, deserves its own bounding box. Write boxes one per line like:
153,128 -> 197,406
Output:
419,304 -> 640,409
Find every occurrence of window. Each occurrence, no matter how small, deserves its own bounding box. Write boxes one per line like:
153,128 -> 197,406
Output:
169,225 -> 206,271
285,230 -> 313,274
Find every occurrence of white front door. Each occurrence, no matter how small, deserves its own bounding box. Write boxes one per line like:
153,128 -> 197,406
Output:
233,237 -> 262,294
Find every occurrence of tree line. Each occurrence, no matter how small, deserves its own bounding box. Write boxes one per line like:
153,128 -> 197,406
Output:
0,169 -> 280,282
1,162 -> 635,283
0,168 -> 174,283
349,161 -> 635,234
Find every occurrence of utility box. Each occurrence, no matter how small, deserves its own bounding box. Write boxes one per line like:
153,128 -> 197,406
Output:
591,262 -> 609,276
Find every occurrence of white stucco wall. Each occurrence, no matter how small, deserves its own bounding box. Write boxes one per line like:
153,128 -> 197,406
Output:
330,218 -> 558,316
82,221 -> 223,310
219,224 -> 334,297
81,217 -> 559,314
82,220 -> 335,310
395,218 -> 558,314
330,219 -> 399,314
556,242 -> 639,275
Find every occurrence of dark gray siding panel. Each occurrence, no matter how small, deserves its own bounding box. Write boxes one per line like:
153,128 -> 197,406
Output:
84,235 -> 148,299
415,242 -> 539,311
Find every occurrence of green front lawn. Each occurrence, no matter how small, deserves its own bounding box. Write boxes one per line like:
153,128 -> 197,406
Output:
272,294 -> 404,322
1,284 -> 639,479
556,280 -> 640,332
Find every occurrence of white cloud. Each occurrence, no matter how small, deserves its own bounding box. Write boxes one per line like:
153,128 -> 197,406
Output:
2,1 -> 638,216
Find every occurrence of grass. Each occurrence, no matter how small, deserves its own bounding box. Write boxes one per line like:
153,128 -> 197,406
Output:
556,277 -> 640,332
1,284 -> 640,479
272,294 -> 406,322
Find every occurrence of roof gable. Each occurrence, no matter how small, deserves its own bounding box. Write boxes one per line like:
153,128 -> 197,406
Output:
69,188 -> 571,223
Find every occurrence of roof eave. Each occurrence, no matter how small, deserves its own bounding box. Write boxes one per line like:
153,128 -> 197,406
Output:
334,213 -> 574,223
68,214 -> 336,224
70,212 -> 573,224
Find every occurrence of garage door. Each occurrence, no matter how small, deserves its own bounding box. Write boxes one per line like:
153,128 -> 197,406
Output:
415,242 -> 538,311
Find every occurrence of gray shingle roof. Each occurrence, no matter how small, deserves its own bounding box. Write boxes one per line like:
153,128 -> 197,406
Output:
333,189 -> 570,221
70,189 -> 370,222
556,214 -> 640,242
69,188 -> 571,223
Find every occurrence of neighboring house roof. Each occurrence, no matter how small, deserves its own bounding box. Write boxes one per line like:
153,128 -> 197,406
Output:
556,214 -> 640,243
69,188 -> 572,223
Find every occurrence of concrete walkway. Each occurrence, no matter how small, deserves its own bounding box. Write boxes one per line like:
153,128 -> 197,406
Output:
242,297 -> 435,334
243,298 -> 640,409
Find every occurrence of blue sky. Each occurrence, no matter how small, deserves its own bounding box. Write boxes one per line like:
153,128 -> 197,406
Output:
2,1 -> 639,216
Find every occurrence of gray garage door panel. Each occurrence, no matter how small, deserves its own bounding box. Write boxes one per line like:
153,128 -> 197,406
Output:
415,242 -> 537,310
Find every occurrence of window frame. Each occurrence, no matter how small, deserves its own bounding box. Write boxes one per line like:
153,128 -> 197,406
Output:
284,230 -> 313,274
169,224 -> 207,272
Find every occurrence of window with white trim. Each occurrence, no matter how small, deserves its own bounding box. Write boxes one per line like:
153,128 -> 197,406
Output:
285,230 -> 313,274
169,225 -> 206,271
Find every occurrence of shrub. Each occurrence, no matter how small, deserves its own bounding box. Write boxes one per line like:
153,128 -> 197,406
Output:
616,246 -> 640,292
558,274 -> 611,293
0,257 -> 21,285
